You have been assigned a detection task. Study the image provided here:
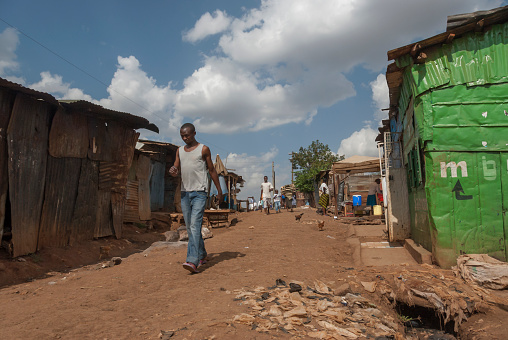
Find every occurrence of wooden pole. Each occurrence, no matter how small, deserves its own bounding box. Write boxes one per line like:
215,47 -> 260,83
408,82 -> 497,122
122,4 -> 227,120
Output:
334,173 -> 339,217
227,176 -> 231,210
272,161 -> 275,189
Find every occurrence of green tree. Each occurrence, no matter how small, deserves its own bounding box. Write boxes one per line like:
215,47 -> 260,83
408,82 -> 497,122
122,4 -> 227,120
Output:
292,140 -> 343,192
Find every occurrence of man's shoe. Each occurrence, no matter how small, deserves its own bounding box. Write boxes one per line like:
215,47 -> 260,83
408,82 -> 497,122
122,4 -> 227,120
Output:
183,262 -> 199,273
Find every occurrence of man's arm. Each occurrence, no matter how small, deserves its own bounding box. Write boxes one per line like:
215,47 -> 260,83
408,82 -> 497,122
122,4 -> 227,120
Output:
202,145 -> 223,202
169,149 -> 180,177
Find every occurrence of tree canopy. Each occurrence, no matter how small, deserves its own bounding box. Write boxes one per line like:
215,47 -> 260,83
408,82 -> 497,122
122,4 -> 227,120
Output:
292,140 -> 343,192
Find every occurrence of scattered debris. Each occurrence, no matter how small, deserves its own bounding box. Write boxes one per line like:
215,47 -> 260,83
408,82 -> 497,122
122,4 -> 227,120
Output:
159,330 -> 175,339
110,257 -> 122,266
164,231 -> 179,242
454,254 -> 508,290
232,279 -> 400,338
361,281 -> 377,293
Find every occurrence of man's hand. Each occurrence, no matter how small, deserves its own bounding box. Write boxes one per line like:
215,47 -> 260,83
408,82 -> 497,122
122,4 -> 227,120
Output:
169,165 -> 179,177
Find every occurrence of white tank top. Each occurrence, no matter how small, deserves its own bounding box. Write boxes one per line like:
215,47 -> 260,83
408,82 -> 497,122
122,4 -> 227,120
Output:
179,144 -> 208,192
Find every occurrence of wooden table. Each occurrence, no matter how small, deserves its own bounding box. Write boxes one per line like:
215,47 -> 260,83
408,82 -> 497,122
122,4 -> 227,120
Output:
204,209 -> 232,228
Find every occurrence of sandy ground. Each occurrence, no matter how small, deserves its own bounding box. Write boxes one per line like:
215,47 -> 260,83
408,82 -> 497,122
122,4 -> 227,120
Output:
0,208 -> 506,339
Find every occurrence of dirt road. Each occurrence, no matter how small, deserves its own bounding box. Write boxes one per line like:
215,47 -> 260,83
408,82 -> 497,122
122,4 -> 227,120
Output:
0,208 -> 506,339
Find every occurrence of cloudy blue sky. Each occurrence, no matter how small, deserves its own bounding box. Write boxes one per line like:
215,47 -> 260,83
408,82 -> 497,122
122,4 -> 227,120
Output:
0,0 -> 506,199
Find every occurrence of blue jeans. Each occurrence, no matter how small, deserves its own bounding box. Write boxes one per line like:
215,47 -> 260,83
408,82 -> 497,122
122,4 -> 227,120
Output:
274,201 -> 281,212
180,191 -> 208,266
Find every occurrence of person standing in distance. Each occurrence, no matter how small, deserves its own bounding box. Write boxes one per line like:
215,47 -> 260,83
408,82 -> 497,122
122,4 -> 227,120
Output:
260,176 -> 274,215
169,123 -> 223,273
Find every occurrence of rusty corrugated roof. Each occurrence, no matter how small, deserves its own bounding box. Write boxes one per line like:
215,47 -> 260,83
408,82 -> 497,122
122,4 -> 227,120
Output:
0,77 -> 159,133
0,77 -> 58,105
59,100 -> 159,133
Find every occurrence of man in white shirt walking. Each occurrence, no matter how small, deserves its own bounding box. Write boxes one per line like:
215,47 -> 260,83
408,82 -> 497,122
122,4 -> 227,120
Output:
260,176 -> 274,215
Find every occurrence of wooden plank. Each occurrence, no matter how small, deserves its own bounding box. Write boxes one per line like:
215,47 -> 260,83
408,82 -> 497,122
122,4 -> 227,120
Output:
7,93 -> 53,257
38,156 -> 81,249
111,191 -> 125,239
48,107 -> 88,158
137,154 -> 152,221
95,190 -> 113,238
0,88 -> 15,241
70,158 -> 99,245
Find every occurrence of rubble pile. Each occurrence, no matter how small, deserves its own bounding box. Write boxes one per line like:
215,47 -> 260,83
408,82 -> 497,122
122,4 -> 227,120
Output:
232,279 -> 402,339
372,265 -> 487,333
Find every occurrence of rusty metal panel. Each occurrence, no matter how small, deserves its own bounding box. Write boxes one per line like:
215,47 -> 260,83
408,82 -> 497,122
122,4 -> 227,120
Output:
87,116 -> 113,161
99,161 -> 113,190
95,190 -> 113,238
0,88 -> 15,241
150,160 -> 166,211
137,154 -> 151,221
70,158 -> 99,245
124,180 -> 140,222
108,122 -> 138,194
38,156 -> 81,249
48,107 -> 88,158
111,191 -> 125,239
7,93 -> 53,257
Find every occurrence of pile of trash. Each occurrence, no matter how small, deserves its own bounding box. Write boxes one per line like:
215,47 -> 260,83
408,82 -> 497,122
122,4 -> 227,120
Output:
371,264 -> 486,333
232,279 -> 402,339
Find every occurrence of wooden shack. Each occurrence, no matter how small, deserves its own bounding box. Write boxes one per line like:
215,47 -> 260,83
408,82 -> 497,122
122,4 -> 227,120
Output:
0,77 -> 158,257
212,154 -> 244,210
124,140 -> 179,223
332,156 -> 382,216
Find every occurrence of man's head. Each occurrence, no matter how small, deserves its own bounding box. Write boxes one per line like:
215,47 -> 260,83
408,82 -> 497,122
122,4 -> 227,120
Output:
375,179 -> 381,184
275,189 -> 278,193
180,123 -> 196,145
264,176 -> 268,182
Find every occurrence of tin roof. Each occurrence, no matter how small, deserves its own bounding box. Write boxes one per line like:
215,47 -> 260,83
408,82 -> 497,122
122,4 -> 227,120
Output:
0,77 -> 159,133
0,77 -> 58,105
387,5 -> 508,61
138,139 -> 179,150
60,100 -> 159,133
332,155 -> 381,174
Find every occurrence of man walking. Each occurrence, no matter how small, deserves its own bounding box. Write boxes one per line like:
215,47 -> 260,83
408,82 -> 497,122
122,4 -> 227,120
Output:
260,176 -> 274,215
170,123 -> 223,273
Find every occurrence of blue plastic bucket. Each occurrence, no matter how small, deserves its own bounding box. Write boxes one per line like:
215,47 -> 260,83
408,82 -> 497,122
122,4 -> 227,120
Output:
353,195 -> 362,206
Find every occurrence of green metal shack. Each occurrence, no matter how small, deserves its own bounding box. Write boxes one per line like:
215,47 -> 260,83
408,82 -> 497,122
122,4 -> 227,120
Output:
383,6 -> 508,267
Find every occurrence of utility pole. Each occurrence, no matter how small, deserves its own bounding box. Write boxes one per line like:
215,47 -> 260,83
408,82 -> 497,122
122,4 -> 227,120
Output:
272,161 -> 275,189
289,152 -> 294,184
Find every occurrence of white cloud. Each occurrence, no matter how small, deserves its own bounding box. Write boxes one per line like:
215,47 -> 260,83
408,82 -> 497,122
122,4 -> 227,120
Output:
183,10 -> 232,43
98,56 -> 178,139
337,127 -> 379,158
175,56 -> 355,133
29,71 -> 94,101
0,28 -> 20,77
224,147 -> 281,199
370,73 -> 389,123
